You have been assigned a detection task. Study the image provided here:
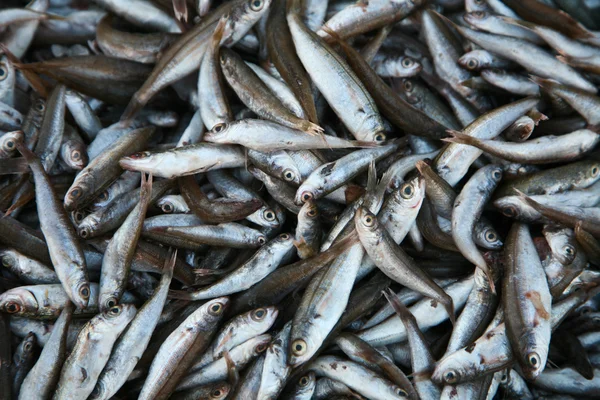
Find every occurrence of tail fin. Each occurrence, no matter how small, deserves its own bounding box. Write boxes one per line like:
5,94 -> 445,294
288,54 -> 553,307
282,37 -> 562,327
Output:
383,288 -> 416,325
162,248 -> 177,280
440,131 -> 480,146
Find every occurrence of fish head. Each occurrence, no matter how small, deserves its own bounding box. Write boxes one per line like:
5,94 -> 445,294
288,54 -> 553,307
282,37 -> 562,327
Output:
586,162 -> 600,181
228,0 -> 273,44
288,334 -> 318,367
248,305 -> 279,331
298,199 -> 319,221
431,353 -> 470,386
354,206 -> 382,242
64,176 -> 93,211
519,349 -> 547,380
16,331 -> 37,359
205,297 -> 230,322
78,213 -> 100,239
459,53 -> 483,71
157,195 -> 185,214
61,140 -> 88,170
401,79 -> 422,105
251,333 -> 272,356
281,166 -> 301,186
100,303 -> 137,329
474,224 -> 503,249
0,131 -> 23,158
398,56 -> 422,77
495,196 -> 521,219
254,206 -> 280,228
204,122 -> 230,144
0,287 -> 39,316
463,10 -> 490,27
295,182 -> 317,206
204,382 -> 230,400
118,150 -> 155,173
397,175 -> 426,209
0,249 -> 19,272
294,372 -> 316,395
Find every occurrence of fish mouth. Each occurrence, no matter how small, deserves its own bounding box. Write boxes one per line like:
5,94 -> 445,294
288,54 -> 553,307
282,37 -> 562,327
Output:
118,157 -> 137,171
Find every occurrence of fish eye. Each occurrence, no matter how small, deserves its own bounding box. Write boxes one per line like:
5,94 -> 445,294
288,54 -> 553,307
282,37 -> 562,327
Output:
79,227 -> 90,238
374,132 -> 386,142
527,352 -> 541,368
502,206 -> 516,218
580,306 -> 593,315
485,230 -> 497,242
472,11 -> 485,18
105,297 -> 118,310
291,339 -> 307,356
563,245 -> 575,257
79,284 -> 90,299
249,0 -> 263,11
299,375 -> 310,386
129,152 -> 149,159
362,213 -> 376,227
5,302 -> 21,313
258,236 -> 267,245
35,100 -> 45,112
255,343 -> 268,353
500,373 -> 508,383
4,139 -> 15,150
70,187 -> 82,199
71,150 -> 81,161
400,183 -> 414,199
209,302 -> 224,315
396,388 -> 408,397
0,64 -> 7,81
283,169 -> 296,182
263,209 -> 276,221
403,80 -> 413,92
280,233 -> 290,240
162,203 -> 174,213
401,57 -> 414,68
444,370 -> 458,384
301,192 -> 313,202
252,308 -> 267,321
213,123 -> 227,133
98,191 -> 109,201
24,342 -> 33,351
591,166 -> 599,177
492,169 -> 502,181
108,306 -> 122,316
1,256 -> 12,267
466,59 -> 478,70
307,208 -> 317,217
73,211 -> 84,223
211,389 -> 223,399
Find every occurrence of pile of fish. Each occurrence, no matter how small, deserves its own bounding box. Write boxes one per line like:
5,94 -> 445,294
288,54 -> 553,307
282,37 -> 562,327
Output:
1,0 -> 600,398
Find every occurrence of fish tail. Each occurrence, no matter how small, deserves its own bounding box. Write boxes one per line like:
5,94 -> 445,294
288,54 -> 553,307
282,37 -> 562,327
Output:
120,96 -> 143,122
302,121 -> 325,136
442,294 -> 456,325
383,288 -> 416,323
163,248 -> 177,278
441,130 -> 476,145
14,140 -> 36,163
212,15 -> 230,47
140,172 -> 153,201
